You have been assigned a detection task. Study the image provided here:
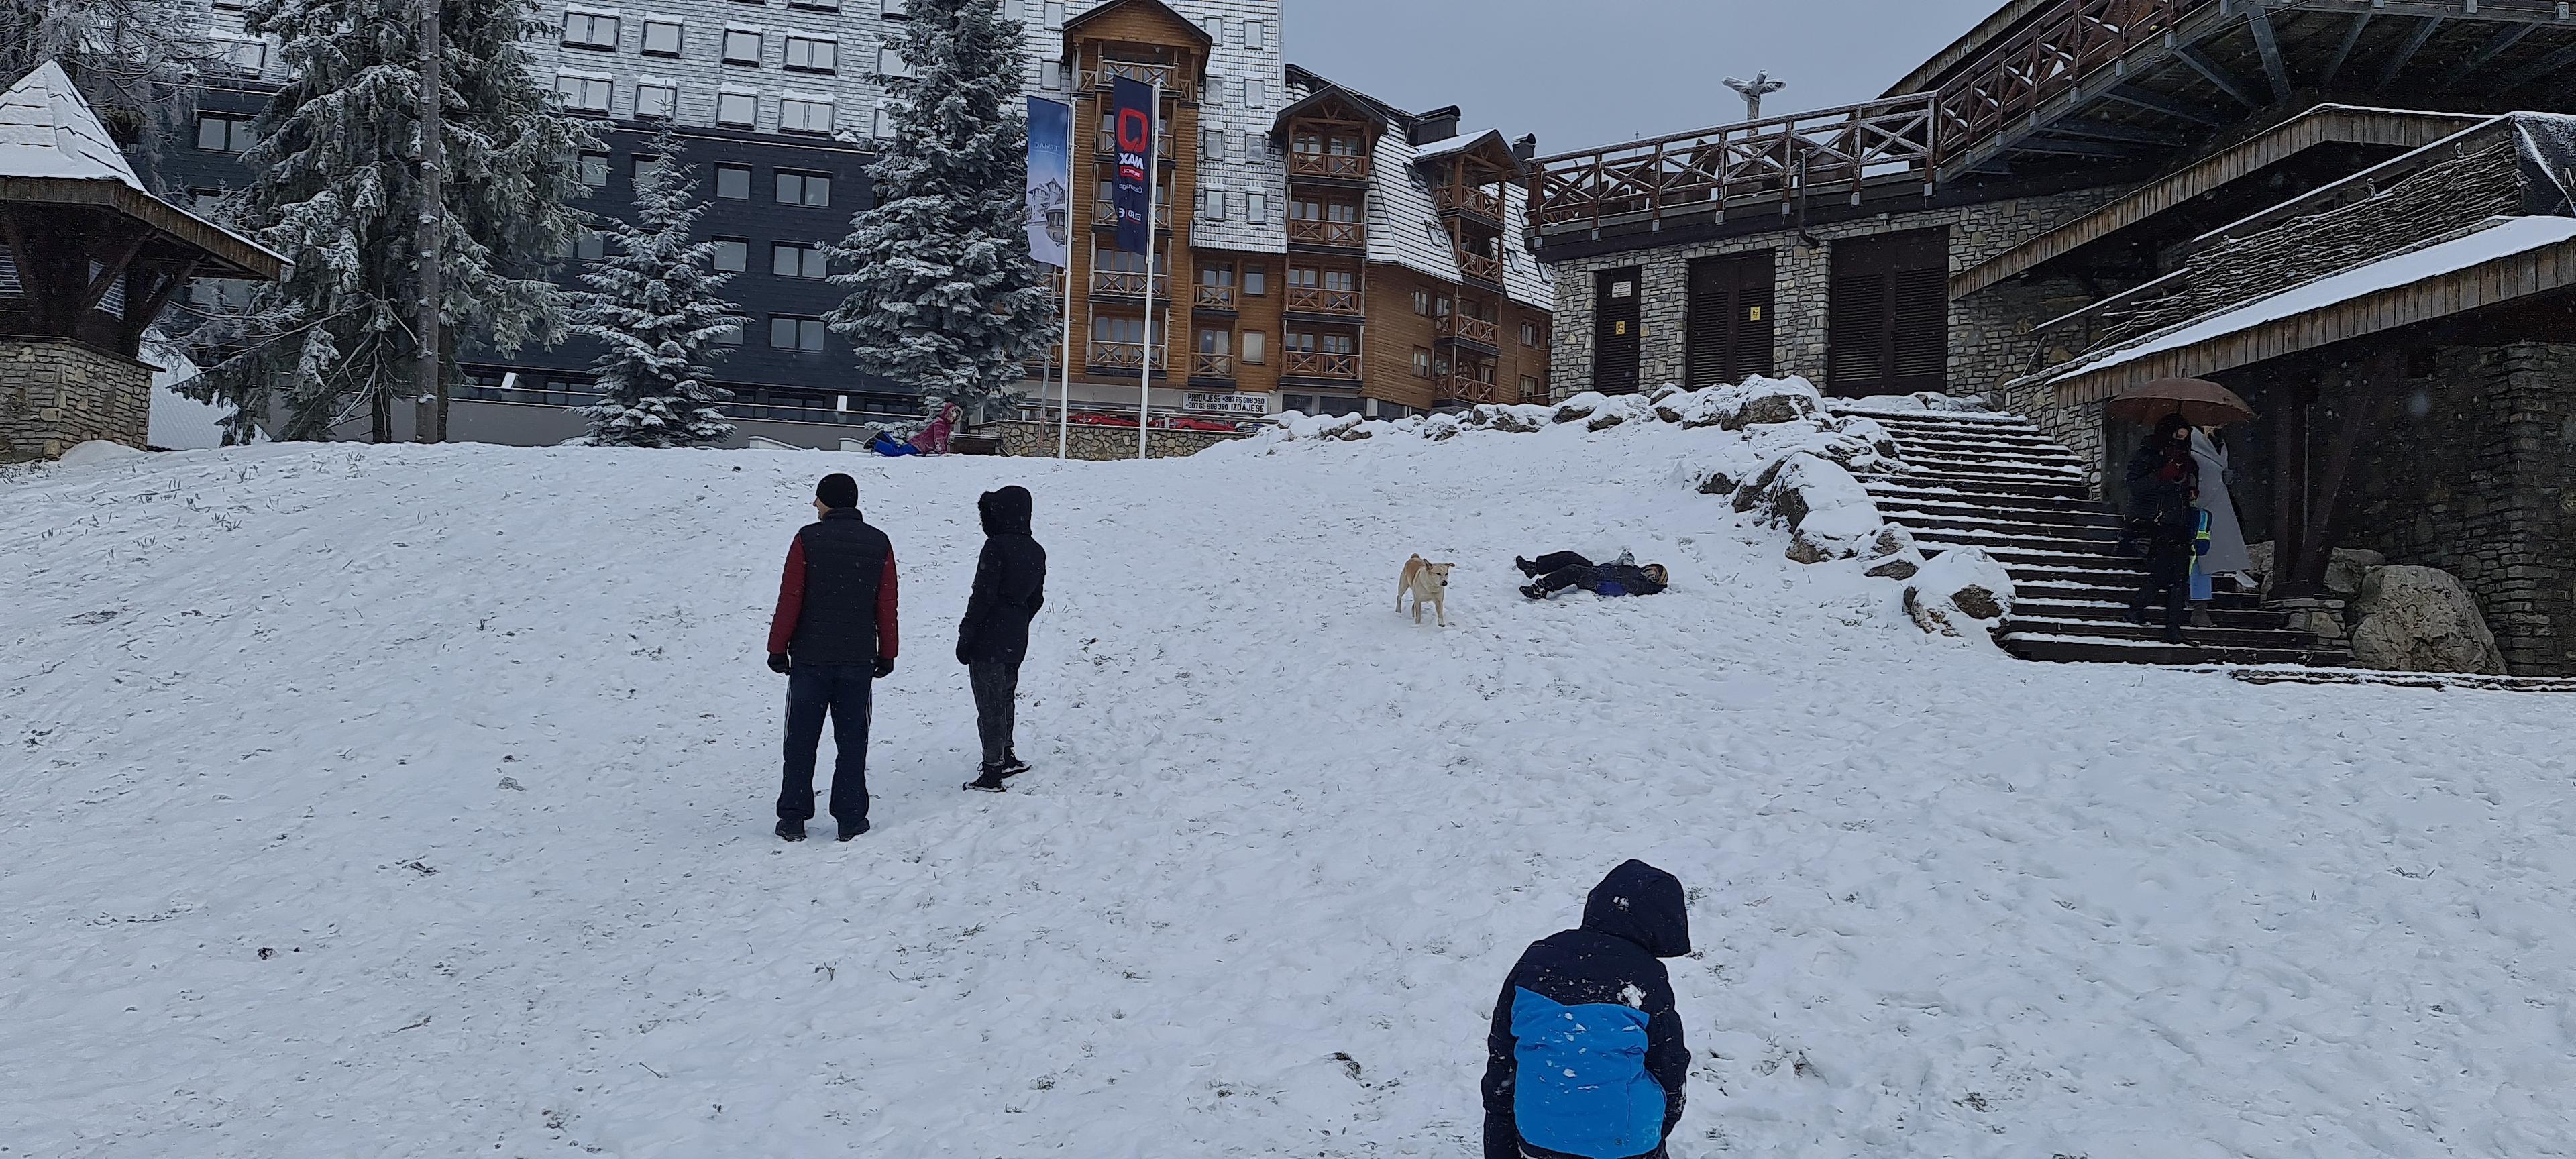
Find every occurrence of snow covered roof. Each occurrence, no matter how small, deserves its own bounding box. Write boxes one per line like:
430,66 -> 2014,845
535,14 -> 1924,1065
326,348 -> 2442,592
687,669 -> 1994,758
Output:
1367,127 -> 1552,309
2030,215 -> 2576,388
0,62 -> 146,190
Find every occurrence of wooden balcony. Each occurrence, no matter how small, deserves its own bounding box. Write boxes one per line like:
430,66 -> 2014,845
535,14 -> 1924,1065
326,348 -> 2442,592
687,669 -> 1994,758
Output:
1193,284 -> 1237,311
1191,351 -> 1234,380
1439,312 -> 1500,347
1456,248 -> 1504,284
1089,269 -> 1169,299
1289,151 -> 1370,182
1092,200 -> 1171,229
1287,219 -> 1364,249
1086,340 -> 1168,371
1446,364 -> 1503,403
1284,349 -> 1360,379
1285,284 -> 1362,316
1082,59 -> 1178,90
1435,185 -> 1505,222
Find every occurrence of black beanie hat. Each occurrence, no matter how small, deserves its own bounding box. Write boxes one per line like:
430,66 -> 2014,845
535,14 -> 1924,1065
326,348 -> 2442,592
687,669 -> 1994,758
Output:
815,473 -> 859,510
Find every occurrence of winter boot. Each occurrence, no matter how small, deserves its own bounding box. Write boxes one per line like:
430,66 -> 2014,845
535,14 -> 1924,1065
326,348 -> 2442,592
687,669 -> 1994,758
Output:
963,767 -> 1008,793
836,819 -> 869,842
776,818 -> 807,842
1521,583 -> 1548,600
999,751 -> 1032,777
1514,556 -> 1539,577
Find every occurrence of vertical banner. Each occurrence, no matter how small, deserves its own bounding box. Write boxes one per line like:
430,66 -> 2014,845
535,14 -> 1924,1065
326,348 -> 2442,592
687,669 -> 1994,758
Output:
1110,76 -> 1157,256
1024,97 -> 1072,268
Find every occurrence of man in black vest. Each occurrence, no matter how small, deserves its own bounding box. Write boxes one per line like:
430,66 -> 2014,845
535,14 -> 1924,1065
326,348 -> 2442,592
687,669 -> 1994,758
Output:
766,473 -> 900,842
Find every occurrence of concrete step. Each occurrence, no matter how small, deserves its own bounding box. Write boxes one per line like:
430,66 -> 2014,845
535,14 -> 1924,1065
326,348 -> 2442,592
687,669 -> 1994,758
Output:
2000,632 -> 2349,667
1903,517 -> 2120,545
1896,445 -> 2087,468
2010,580 -> 2266,611
1862,472 -> 2089,500
1874,495 -> 2125,529
2013,598 -> 2293,630
1918,539 -> 2129,569
1884,460 -> 2089,486
2002,616 -> 2324,650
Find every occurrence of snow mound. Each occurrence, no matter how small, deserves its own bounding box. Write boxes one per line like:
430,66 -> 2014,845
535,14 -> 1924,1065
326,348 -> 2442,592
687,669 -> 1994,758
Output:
55,439 -> 147,465
1904,547 -> 2018,638
1832,390 -> 1996,417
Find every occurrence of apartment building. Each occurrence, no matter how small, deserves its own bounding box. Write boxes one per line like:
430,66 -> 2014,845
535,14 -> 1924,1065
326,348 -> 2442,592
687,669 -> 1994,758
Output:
158,0 -> 1544,441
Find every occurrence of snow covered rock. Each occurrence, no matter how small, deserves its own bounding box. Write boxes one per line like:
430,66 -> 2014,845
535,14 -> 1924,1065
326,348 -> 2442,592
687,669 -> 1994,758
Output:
1550,392 -> 1607,425
1585,394 -> 1652,431
1862,526 -> 1925,581
1904,547 -> 2016,637
57,440 -> 146,465
1827,415 -> 1901,461
2349,565 -> 2508,675
1696,470 -> 1738,496
1483,405 -> 1548,433
2247,543 -> 2385,597
1735,451 -> 1884,563
1837,391 -> 1995,417
1717,376 -> 1825,429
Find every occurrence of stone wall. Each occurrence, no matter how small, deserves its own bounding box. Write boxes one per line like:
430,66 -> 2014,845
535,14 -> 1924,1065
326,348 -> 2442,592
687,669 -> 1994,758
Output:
1545,188 -> 2124,402
993,419 -> 1248,461
2336,343 -> 2576,675
0,337 -> 154,461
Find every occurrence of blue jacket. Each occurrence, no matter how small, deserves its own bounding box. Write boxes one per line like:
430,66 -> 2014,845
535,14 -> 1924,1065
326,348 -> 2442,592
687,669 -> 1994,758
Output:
1483,861 -> 1692,1159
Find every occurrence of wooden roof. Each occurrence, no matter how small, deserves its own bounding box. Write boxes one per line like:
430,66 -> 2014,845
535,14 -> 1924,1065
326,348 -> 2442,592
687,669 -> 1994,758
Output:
1062,0 -> 1213,48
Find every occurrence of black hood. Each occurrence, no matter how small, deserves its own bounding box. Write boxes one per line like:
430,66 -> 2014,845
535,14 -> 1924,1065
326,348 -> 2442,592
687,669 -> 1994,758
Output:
1580,859 -> 1691,958
979,486 -> 1033,536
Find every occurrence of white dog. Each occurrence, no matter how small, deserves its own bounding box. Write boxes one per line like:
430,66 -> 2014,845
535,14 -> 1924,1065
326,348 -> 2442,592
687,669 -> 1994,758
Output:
1397,555 -> 1454,626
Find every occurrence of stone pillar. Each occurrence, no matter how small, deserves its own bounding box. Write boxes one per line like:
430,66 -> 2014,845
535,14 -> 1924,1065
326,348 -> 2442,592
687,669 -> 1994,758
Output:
0,337 -> 155,461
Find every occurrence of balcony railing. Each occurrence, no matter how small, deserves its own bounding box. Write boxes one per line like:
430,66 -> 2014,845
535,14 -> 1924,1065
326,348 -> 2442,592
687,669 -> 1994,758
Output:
1289,151 -> 1370,181
1090,269 -> 1170,298
1093,200 -> 1171,227
1445,373 -> 1506,404
1456,249 -> 1504,283
1284,349 -> 1360,379
1435,185 -> 1506,221
1087,340 -> 1169,370
1534,93 -> 1939,232
1192,352 -> 1234,379
1285,285 -> 1362,315
1288,218 -> 1364,248
1083,59 -> 1178,89
1093,130 -> 1175,159
1194,284 -> 1237,309
1440,313 -> 1500,346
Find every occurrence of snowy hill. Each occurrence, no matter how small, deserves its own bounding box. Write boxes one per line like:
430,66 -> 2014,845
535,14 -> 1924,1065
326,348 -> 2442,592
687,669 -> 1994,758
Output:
2,425 -> 2570,1158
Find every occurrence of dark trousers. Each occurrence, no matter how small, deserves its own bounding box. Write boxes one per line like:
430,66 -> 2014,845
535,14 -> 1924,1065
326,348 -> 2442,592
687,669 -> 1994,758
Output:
1522,551 -> 1593,577
2133,536 -> 2193,639
969,659 -> 1021,769
1532,565 -> 1602,596
779,663 -> 872,827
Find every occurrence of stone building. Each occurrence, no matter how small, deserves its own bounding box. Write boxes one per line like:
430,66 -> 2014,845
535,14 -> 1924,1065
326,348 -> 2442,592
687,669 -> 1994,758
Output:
1529,0 -> 2576,673
0,64 -> 282,461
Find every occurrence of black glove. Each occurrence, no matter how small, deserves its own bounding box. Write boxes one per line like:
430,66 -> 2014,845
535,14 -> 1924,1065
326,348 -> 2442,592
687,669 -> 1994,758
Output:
767,652 -> 791,675
873,655 -> 895,679
956,643 -> 973,666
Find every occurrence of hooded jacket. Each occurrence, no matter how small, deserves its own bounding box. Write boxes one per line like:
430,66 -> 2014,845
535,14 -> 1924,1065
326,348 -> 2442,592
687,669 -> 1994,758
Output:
2123,415 -> 2200,529
957,486 -> 1047,665
1483,861 -> 1692,1159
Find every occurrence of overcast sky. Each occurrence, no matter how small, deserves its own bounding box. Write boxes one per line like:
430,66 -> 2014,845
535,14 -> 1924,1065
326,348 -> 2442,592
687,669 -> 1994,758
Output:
1283,0 -> 2002,156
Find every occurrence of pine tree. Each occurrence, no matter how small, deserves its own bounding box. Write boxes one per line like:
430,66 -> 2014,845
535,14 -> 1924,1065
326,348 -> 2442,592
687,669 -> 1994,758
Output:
186,0 -> 593,442
571,127 -> 747,448
2,0 -> 209,182
826,0 -> 1054,420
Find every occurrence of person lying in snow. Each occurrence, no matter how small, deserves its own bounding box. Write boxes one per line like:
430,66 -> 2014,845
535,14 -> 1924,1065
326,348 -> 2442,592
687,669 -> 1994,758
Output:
1483,859 -> 1692,1159
1515,552 -> 1670,600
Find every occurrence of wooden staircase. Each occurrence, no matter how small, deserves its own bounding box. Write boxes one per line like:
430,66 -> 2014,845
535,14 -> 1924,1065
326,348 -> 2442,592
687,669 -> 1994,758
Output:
1833,404 -> 2350,667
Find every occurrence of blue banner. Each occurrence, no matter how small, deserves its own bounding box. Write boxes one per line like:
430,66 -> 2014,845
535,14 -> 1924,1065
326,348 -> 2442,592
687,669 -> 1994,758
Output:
1025,97 -> 1071,267
1110,75 -> 1157,256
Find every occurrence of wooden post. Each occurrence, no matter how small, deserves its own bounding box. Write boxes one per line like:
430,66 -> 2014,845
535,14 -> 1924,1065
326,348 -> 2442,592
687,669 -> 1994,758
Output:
417,0 -> 445,442
2269,370 -> 2312,595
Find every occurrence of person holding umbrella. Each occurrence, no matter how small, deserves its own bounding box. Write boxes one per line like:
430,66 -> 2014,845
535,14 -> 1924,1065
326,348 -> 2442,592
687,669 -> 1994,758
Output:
2126,412 -> 2202,643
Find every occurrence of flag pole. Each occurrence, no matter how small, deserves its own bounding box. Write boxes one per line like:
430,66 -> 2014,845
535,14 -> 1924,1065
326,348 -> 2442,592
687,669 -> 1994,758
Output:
1138,78 -> 1160,462
1057,261 -> 1072,459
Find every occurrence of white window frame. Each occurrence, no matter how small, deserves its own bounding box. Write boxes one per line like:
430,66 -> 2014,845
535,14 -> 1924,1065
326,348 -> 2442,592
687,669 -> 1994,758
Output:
880,0 -> 907,13
1245,190 -> 1269,225
639,17 -> 682,56
715,88 -> 759,127
213,36 -> 267,74
1042,2 -> 1064,32
876,44 -> 913,78
555,72 -> 614,113
1246,78 -> 1266,108
561,11 -> 620,50
1200,186 -> 1227,221
722,27 -> 763,66
1245,20 -> 1265,49
1201,127 -> 1226,162
780,95 -> 835,135
633,80 -> 678,120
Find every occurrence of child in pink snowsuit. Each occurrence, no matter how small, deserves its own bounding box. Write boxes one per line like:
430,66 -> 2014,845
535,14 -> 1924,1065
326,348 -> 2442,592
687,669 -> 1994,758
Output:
912,402 -> 961,454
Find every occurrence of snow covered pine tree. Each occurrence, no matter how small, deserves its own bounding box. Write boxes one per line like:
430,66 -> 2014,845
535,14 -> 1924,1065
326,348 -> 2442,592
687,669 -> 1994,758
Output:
826,0 -> 1055,421
571,127 -> 749,447
186,0 -> 593,443
1,0 -> 209,181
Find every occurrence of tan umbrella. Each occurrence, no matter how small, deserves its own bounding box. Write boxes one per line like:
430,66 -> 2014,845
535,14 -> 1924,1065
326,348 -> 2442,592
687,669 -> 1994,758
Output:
2106,378 -> 2257,427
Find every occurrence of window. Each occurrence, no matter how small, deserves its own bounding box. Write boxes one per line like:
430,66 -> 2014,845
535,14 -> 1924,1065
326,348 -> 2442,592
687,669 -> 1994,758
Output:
712,238 -> 749,272
1412,288 -> 1430,315
1199,187 -> 1226,221
634,82 -> 677,120
557,74 -> 612,113
1246,79 -> 1266,107
1092,314 -> 1147,344
1244,264 -> 1267,295
771,316 -> 828,351
195,114 -> 252,152
1199,264 -> 1233,289
714,165 -> 753,199
877,45 -> 913,77
780,97 -> 834,134
1521,321 -> 1540,347
1286,329 -> 1354,355
630,154 -> 663,186
784,36 -> 836,72
578,152 -> 610,187
716,90 -> 757,127
775,170 -> 830,207
712,323 -> 745,345
1241,331 -> 1265,364
1040,56 -> 1063,91
771,242 -> 828,278
722,29 -> 762,65
1203,73 -> 1224,106
1245,19 -> 1266,48
789,0 -> 839,8
880,0 -> 906,12
1413,347 -> 1433,378
217,38 -> 267,73
1521,375 -> 1542,398
641,19 -> 682,55
1197,328 -> 1230,355
1201,128 -> 1226,161
557,230 -> 607,260
561,12 -> 619,49
1245,191 -> 1269,225
1042,2 -> 1064,31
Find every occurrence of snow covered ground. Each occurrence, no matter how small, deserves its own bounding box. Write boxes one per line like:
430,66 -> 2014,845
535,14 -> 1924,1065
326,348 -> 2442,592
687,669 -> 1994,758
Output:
3,421 -> 2571,1158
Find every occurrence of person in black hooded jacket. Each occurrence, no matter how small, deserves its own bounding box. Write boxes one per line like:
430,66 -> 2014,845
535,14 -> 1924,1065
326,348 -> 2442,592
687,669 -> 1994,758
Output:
958,486 -> 1046,792
1483,860 -> 1692,1159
